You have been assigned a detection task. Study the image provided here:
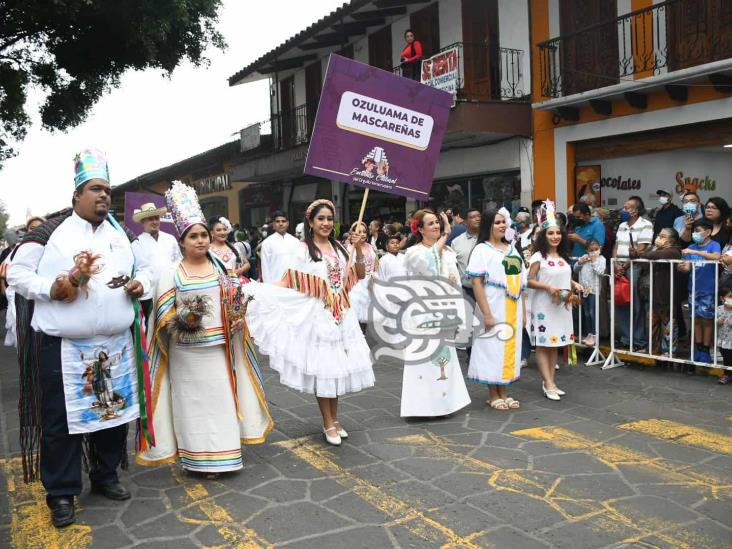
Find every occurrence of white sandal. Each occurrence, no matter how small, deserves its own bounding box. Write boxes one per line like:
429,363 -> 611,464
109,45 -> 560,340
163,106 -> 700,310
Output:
333,421 -> 348,439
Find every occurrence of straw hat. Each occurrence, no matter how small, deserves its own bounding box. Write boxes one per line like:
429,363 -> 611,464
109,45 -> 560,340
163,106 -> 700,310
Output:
133,202 -> 168,223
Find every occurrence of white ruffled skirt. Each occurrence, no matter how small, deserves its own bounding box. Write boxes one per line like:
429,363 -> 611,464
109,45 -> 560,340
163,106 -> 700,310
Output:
348,277 -> 371,324
244,282 -> 375,398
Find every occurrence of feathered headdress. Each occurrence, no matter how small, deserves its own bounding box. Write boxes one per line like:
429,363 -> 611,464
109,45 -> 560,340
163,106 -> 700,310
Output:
165,181 -> 206,235
538,199 -> 559,230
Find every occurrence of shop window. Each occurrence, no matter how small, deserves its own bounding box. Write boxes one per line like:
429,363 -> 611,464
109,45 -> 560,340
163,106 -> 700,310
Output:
199,196 -> 228,221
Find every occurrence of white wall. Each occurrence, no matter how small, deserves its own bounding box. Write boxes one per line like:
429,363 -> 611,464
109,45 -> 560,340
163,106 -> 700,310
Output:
439,0 -> 462,47
353,35 -> 369,64
435,137 -> 522,179
552,96 -> 732,211
498,0 -> 531,96
578,150 -> 732,208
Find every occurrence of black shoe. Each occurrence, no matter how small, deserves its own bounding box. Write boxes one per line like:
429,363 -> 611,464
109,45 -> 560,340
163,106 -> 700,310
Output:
91,482 -> 131,501
685,364 -> 696,376
47,496 -> 75,528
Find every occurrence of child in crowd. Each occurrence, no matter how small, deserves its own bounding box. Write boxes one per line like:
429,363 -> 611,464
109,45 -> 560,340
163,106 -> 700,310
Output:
573,238 -> 605,347
377,234 -> 407,281
679,219 -> 722,366
718,282 -> 732,384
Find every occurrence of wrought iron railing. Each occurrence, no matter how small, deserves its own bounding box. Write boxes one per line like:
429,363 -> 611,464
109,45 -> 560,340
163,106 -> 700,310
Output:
538,0 -> 732,99
392,42 -> 526,101
271,101 -> 319,152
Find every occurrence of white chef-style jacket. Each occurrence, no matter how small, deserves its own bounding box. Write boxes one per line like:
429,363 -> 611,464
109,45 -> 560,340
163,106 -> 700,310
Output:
8,212 -> 153,339
132,230 -> 182,300
260,231 -> 300,283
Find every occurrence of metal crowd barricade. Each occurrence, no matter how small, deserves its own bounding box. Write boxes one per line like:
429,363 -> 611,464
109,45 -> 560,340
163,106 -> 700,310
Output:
588,257 -> 725,371
570,256 -> 608,367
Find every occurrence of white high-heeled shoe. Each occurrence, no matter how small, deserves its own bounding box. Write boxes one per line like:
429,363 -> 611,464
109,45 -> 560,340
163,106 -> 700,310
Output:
542,383 -> 561,401
555,387 -> 566,396
334,421 -> 348,439
323,426 -> 341,446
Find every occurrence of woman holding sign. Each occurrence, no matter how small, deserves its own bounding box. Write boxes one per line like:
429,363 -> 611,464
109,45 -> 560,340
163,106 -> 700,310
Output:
400,29 -> 423,81
245,200 -> 374,446
400,209 -> 471,417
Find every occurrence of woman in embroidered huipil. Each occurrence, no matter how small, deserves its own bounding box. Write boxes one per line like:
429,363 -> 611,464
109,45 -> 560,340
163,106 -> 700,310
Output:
347,221 -> 379,324
466,210 -> 526,410
245,200 -> 374,446
137,182 -> 272,476
400,209 -> 471,418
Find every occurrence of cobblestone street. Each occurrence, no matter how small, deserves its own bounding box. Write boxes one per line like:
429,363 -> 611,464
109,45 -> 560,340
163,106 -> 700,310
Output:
2,340 -> 732,548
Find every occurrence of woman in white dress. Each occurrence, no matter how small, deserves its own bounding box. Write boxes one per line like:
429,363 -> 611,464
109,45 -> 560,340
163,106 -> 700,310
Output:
466,210 -> 526,410
347,221 -> 378,323
245,200 -> 374,446
528,201 -> 582,401
401,209 -> 471,417
138,182 -> 272,477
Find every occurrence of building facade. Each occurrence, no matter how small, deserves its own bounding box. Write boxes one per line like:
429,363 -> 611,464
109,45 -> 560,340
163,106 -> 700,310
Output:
228,0 -> 533,224
530,0 -> 732,212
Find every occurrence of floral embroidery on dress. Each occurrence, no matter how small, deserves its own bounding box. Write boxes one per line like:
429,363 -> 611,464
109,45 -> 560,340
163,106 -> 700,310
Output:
538,313 -> 546,320
323,249 -> 345,293
558,260 -> 565,267
550,336 -> 559,344
539,336 -> 547,343
539,325 -> 546,332
548,261 -> 555,267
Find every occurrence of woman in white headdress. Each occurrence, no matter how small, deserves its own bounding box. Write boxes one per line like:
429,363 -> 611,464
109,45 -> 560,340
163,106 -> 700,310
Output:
137,182 -> 272,477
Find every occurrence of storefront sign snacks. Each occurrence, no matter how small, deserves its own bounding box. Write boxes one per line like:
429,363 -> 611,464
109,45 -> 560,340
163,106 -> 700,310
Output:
305,54 -> 452,201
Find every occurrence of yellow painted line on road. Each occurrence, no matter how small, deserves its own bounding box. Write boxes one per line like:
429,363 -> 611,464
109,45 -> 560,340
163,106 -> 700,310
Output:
618,419 -> 732,456
512,426 -> 732,500
275,437 -> 487,548
171,466 -> 272,549
393,433 -> 709,548
1,457 -> 92,549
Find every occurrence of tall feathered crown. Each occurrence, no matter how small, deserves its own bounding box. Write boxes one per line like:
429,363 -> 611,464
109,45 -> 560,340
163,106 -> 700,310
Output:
165,181 -> 206,235
538,199 -> 559,230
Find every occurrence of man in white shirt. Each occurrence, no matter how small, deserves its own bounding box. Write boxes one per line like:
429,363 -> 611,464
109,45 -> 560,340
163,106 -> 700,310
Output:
8,149 -> 153,528
131,203 -> 182,323
613,196 -> 653,350
515,211 -> 533,251
451,209 -> 481,300
260,210 -> 300,283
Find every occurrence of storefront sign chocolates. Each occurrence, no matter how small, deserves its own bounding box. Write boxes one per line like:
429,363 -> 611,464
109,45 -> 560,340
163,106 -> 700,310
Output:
305,54 -> 452,200
600,175 -> 642,191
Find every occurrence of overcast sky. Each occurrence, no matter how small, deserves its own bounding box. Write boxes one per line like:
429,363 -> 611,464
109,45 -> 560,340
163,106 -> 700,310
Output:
0,0 -> 345,225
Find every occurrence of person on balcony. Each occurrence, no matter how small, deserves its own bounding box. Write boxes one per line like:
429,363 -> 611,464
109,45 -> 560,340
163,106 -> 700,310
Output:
400,29 -> 423,81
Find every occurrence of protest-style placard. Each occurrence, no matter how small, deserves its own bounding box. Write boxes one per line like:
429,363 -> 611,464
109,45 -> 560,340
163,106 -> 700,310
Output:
304,54 -> 453,201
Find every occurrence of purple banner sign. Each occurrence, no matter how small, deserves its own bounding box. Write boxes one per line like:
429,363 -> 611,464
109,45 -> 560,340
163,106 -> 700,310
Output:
124,192 -> 178,237
304,54 -> 452,200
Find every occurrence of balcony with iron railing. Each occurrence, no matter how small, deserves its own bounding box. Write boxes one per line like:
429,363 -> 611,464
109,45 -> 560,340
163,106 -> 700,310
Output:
393,42 -> 526,102
538,0 -> 732,100
239,43 -> 528,154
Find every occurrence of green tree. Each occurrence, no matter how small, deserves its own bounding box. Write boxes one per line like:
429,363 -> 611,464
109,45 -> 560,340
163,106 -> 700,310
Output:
0,1 -> 225,164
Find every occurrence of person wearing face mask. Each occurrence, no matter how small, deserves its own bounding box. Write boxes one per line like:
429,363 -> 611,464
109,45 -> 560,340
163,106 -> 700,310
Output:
613,197 -> 653,351
679,219 -> 722,368
569,203 -> 605,259
652,190 -> 683,241
631,228 -> 682,356
673,192 -> 703,244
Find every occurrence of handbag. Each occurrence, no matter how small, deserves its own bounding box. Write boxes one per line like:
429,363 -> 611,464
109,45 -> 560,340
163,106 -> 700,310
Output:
614,274 -> 631,306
